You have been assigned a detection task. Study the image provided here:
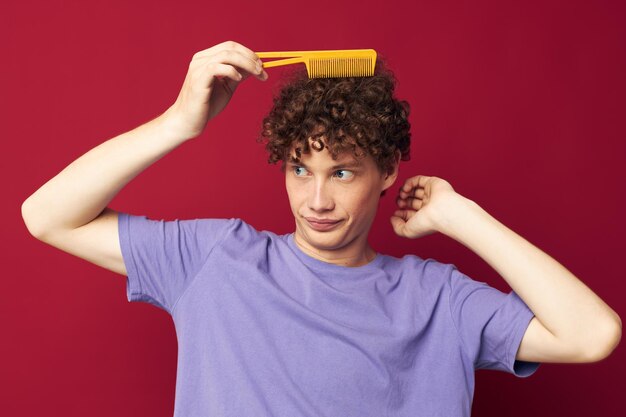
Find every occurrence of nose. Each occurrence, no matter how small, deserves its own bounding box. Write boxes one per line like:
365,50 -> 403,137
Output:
308,178 -> 335,212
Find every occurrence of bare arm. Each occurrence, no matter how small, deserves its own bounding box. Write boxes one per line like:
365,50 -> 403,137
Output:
21,114 -> 186,275
391,175 -> 622,363
21,40 -> 268,275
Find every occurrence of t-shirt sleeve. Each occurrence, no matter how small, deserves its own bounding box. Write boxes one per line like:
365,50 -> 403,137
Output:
447,264 -> 541,377
117,212 -> 238,314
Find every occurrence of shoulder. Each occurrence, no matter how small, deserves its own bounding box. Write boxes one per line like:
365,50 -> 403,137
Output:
380,253 -> 456,277
121,214 -> 285,247
378,253 -> 461,291
196,217 -> 288,250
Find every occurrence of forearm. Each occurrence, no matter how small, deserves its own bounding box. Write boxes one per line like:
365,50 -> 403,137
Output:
22,108 -> 187,237
436,195 -> 622,354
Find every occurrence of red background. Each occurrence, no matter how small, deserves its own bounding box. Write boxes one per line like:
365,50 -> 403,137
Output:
3,0 -> 625,415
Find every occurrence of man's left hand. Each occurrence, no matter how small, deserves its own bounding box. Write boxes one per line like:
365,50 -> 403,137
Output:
390,175 -> 467,239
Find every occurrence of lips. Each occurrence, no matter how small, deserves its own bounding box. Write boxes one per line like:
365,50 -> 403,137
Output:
304,217 -> 343,232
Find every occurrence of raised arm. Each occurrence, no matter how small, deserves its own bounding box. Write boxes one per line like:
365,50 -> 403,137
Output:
21,41 -> 268,275
391,175 -> 622,363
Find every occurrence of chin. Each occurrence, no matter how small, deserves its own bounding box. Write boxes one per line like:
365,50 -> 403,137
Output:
305,234 -> 345,251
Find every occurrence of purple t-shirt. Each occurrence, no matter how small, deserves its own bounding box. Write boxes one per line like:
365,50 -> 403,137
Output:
118,212 -> 540,417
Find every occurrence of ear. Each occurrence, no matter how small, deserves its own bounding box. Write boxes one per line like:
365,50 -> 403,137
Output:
382,150 -> 401,191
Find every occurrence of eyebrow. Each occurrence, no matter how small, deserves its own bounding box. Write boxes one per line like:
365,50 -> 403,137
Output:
287,160 -> 363,170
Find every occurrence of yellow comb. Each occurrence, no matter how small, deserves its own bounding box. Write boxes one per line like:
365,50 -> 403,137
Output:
255,49 -> 377,78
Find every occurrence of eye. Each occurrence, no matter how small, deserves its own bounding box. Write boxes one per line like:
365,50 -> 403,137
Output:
333,169 -> 354,180
293,166 -> 309,176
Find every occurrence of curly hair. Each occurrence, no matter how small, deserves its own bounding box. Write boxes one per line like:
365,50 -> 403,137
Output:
257,56 -> 411,174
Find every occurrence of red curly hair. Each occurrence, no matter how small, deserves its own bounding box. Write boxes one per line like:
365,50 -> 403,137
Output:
257,56 -> 411,175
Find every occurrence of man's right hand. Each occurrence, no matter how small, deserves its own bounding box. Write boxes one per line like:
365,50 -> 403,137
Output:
163,40 -> 268,141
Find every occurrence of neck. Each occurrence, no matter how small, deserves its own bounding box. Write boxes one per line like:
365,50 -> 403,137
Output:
293,230 -> 377,267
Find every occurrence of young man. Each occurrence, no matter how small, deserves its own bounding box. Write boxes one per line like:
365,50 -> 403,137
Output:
22,41 -> 621,416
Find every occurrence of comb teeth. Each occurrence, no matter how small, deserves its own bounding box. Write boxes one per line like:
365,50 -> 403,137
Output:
308,57 -> 375,78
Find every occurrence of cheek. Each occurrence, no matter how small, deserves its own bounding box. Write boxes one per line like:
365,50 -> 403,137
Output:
285,181 -> 304,209
341,186 -> 378,216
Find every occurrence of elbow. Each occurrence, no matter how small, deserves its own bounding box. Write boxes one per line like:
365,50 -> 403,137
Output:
21,198 -> 47,240
583,315 -> 622,363
21,199 -> 36,236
